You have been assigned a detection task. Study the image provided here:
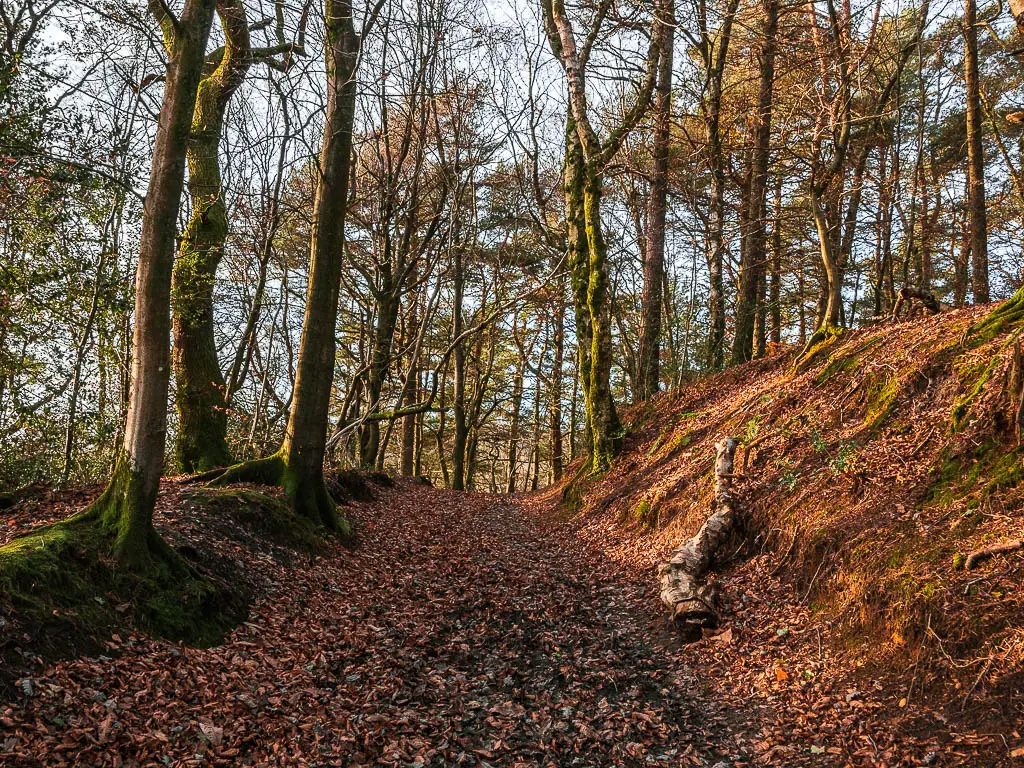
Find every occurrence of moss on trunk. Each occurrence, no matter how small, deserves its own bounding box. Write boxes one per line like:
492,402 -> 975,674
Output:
169,0 -> 252,474
74,454 -> 172,570
793,324 -> 844,374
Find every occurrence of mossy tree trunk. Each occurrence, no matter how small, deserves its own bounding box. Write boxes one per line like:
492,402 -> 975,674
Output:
212,0 -> 358,535
542,0 -> 664,473
581,167 -> 621,471
805,0 -> 852,335
564,118 -> 593,453
812,187 -> 843,329
84,0 -> 218,568
170,0 -> 251,474
274,0 -> 357,530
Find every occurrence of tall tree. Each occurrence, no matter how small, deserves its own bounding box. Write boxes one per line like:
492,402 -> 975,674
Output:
170,0 -> 251,473
964,0 -> 989,303
171,0 -> 305,473
637,0 -> 674,396
212,0 -> 365,531
541,0 -> 664,471
82,0 -> 218,567
696,0 -> 740,369
731,0 -> 779,364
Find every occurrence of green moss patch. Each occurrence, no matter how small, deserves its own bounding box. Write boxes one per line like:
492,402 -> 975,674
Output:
962,288 -> 1024,349
792,325 -> 844,374
927,443 -> 1023,507
0,517 -> 246,665
815,335 -> 882,385
620,497 -> 659,531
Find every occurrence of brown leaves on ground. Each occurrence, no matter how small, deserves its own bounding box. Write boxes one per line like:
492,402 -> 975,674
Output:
523,306 -> 1024,767
3,481 -> 745,767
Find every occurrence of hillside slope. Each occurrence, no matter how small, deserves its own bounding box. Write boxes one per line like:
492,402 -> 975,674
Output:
536,304 -> 1024,763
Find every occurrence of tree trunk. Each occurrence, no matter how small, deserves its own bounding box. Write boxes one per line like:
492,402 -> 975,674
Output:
657,438 -> 739,638
769,176 -> 783,344
754,268 -> 767,358
530,355 -> 543,491
275,0 -> 357,528
564,116 -> 593,454
873,144 -> 894,316
731,0 -> 777,364
705,146 -> 727,370
812,189 -> 842,328
637,0 -> 673,398
84,0 -> 218,568
451,242 -> 468,491
211,0 -> 358,534
63,244 -> 109,483
701,0 -> 740,370
549,274 -> 565,482
955,175 -> 971,308
506,354 -> 525,493
582,167 -> 621,472
965,0 -> 989,303
359,280 -> 398,468
171,0 -> 251,473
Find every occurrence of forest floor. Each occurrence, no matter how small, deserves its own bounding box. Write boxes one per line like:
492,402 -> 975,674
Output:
2,477 -> 1013,767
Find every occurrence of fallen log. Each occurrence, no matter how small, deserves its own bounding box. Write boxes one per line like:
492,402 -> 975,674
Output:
657,437 -> 739,636
965,540 -> 1023,570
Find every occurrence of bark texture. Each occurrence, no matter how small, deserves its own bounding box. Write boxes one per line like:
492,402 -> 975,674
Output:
731,0 -> 777,364
171,0 -> 251,473
273,0 -> 357,529
211,0 -> 358,534
637,0 -> 673,397
84,0 -> 218,568
657,438 -> 739,635
540,0 -> 663,472
965,0 -> 989,303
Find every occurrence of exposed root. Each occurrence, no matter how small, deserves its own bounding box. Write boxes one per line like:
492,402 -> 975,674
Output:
950,329 -> 1022,432
210,452 -> 351,539
72,455 -> 178,571
792,325 -> 844,374
0,514 -> 243,649
961,288 -> 1024,349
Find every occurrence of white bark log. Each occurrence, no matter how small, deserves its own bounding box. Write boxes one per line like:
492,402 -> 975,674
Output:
657,437 -> 739,631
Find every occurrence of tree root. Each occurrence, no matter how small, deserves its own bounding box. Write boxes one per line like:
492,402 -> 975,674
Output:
965,540 -> 1023,570
657,438 -> 740,640
961,287 -> 1024,350
208,452 -> 351,539
792,325 -> 843,374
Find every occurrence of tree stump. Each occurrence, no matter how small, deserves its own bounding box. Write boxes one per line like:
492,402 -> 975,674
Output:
891,286 -> 941,319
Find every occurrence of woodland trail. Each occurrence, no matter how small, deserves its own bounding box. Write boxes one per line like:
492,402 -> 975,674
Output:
2,480 -> 747,767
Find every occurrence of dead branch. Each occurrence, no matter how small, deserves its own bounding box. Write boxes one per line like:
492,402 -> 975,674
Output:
965,540 -> 1023,570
